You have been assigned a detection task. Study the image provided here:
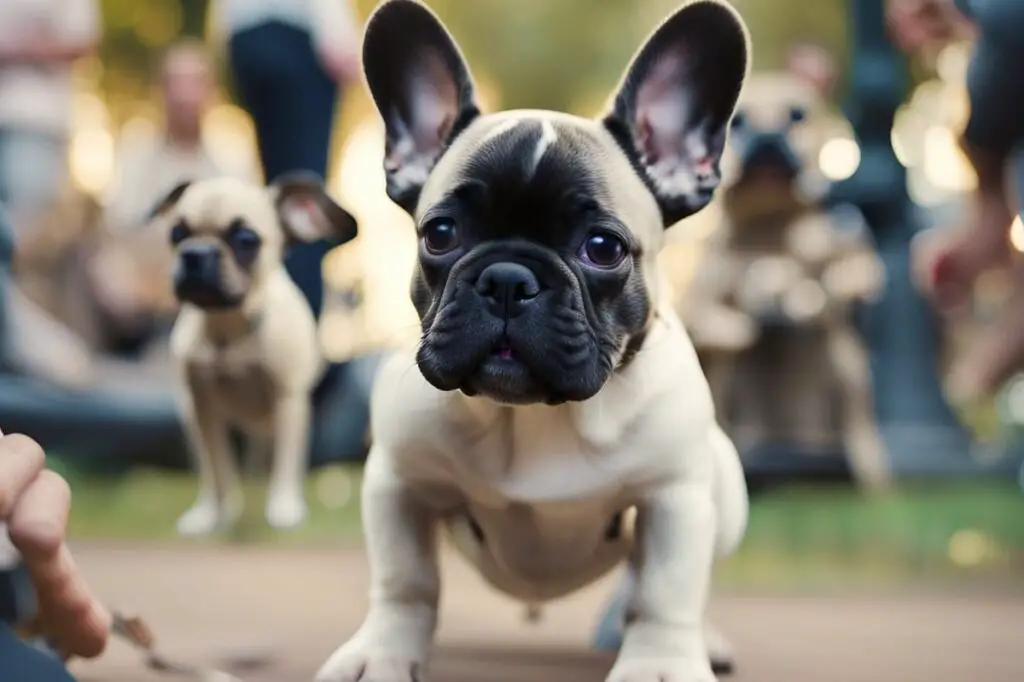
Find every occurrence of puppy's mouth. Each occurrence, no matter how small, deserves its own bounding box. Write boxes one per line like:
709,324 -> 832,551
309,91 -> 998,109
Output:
492,336 -> 516,361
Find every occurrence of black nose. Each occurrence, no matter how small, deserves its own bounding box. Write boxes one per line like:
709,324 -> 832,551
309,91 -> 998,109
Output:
740,132 -> 801,176
475,262 -> 540,319
180,245 -> 220,279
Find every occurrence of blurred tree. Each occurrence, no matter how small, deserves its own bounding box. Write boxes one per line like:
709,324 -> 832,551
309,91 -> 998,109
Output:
96,0 -> 208,118
93,0 -> 854,118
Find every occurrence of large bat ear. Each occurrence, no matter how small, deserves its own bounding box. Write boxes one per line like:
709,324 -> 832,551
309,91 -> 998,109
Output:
603,0 -> 750,227
147,180 -> 193,222
270,172 -> 358,247
362,0 -> 481,215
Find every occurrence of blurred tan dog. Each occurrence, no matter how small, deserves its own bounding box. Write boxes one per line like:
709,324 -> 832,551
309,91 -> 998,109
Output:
682,68 -> 891,490
151,174 -> 358,534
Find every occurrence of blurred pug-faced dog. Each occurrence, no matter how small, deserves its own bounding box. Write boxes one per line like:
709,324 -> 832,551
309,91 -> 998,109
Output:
152,174 -> 358,535
316,2 -> 751,682
681,64 -> 890,490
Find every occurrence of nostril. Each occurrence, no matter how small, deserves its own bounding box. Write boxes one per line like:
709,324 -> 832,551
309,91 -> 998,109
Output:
513,280 -> 539,301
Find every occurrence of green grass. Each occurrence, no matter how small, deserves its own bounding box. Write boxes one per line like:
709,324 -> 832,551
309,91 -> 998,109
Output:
64,465 -> 365,545
60,464 -> 1024,589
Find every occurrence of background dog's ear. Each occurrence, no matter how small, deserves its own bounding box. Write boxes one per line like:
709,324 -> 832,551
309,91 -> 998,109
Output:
270,172 -> 359,247
363,0 -> 481,214
147,180 -> 193,221
603,0 -> 749,227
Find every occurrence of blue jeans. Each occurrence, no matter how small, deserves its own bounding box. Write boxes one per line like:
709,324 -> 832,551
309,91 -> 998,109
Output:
228,21 -> 339,320
0,564 -> 73,682
0,627 -> 74,682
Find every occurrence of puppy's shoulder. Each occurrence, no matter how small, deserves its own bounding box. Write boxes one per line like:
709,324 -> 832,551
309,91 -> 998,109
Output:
369,346 -> 455,452
256,270 -> 322,378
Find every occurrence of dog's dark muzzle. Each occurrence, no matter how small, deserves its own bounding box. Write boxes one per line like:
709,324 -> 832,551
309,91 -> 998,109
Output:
173,244 -> 235,308
737,132 -> 802,180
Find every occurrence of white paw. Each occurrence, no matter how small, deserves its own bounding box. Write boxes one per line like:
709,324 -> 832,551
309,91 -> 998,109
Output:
176,499 -> 237,536
314,647 -> 424,682
265,493 -> 308,530
606,658 -> 716,682
705,623 -> 736,674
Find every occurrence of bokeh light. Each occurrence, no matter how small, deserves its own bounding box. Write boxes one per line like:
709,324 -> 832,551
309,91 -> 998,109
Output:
818,137 -> 861,181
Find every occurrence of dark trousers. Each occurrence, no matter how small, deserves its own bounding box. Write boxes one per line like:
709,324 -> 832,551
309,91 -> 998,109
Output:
0,627 -> 74,682
229,22 -> 372,463
228,21 -> 338,319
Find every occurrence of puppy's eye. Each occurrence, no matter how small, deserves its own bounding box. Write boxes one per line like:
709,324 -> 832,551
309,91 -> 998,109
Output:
421,218 -> 459,255
787,106 -> 807,125
580,231 -> 627,268
169,222 -> 189,245
226,223 -> 262,255
730,112 -> 747,131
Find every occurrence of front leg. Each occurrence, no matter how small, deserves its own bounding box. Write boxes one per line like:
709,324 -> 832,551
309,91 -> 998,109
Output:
266,392 -> 312,529
175,390 -> 242,536
315,445 -> 440,682
607,481 -> 717,682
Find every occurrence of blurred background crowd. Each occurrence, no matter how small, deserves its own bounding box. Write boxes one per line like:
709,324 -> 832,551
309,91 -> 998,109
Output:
0,0 -> 1021,655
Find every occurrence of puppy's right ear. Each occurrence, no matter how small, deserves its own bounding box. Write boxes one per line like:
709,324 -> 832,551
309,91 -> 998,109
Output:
362,0 -> 481,215
147,180 -> 193,222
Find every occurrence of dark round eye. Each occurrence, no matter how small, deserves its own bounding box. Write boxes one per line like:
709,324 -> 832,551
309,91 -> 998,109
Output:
169,222 -> 189,245
581,231 -> 627,268
788,106 -> 807,124
730,112 -> 747,131
421,218 -> 459,255
227,225 -> 261,253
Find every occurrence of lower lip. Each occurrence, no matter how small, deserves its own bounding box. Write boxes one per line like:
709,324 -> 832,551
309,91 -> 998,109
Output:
497,347 -> 514,360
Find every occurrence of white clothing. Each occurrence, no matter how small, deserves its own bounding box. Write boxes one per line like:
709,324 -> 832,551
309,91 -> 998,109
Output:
0,0 -> 101,134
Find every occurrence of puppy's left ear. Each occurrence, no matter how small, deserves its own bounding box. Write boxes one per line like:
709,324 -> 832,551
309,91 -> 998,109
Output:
270,172 -> 359,247
147,180 -> 193,221
604,0 -> 750,227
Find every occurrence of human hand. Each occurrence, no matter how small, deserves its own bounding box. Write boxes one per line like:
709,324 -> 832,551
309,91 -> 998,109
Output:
885,0 -> 974,54
911,195 -> 1014,312
0,430 -> 110,658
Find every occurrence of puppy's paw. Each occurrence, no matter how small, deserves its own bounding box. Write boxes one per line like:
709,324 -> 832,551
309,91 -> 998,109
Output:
314,649 -> 425,682
176,500 -> 237,536
265,493 -> 308,530
606,658 -> 715,682
705,623 -> 736,676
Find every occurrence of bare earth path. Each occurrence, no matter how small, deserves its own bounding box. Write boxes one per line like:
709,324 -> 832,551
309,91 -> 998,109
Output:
68,544 -> 1023,682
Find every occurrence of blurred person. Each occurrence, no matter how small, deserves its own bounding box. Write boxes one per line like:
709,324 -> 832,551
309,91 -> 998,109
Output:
888,0 -> 1024,401
0,0 -> 101,235
217,0 -> 360,321
0,201 -> 186,473
0,429 -> 111,681
91,40 -> 259,356
103,40 -> 259,234
217,0 -> 376,465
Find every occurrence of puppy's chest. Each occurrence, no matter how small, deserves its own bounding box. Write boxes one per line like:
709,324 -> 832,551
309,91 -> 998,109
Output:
185,341 -> 279,424
399,410 -> 649,599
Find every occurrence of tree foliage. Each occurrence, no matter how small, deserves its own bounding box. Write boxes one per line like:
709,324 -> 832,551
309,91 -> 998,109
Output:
96,0 -> 854,116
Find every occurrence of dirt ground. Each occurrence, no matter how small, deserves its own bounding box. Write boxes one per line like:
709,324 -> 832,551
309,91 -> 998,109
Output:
69,543 -> 1023,682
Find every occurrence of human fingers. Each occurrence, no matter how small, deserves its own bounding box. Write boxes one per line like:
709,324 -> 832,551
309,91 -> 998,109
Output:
9,469 -> 111,658
0,433 -> 46,521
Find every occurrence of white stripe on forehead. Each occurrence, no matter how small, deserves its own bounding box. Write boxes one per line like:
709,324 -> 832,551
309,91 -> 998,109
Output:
475,114 -> 561,179
529,120 -> 558,177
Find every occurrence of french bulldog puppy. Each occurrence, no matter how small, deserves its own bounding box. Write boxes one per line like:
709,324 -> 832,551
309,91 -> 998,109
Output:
682,69 -> 890,490
316,2 -> 750,682
153,174 -> 358,535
